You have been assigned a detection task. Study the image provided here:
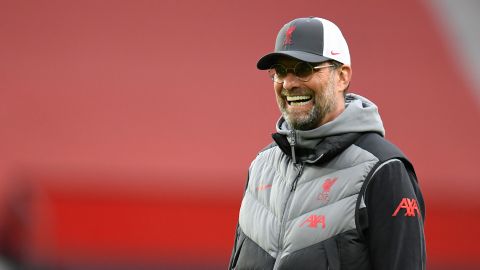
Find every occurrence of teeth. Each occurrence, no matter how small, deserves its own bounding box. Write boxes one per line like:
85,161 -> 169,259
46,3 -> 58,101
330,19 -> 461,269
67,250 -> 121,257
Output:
289,100 -> 310,106
286,95 -> 312,106
286,95 -> 311,102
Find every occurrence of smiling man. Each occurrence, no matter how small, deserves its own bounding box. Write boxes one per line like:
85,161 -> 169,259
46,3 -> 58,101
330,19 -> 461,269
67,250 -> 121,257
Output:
229,17 -> 426,270
272,57 -> 345,131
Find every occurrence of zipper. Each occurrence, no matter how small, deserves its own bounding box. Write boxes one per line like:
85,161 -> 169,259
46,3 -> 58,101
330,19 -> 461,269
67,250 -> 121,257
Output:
290,163 -> 305,191
273,162 -> 305,269
289,130 -> 297,164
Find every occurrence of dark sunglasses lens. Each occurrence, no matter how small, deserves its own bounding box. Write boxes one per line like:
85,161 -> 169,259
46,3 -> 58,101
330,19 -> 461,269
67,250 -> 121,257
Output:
273,64 -> 287,78
295,62 -> 313,78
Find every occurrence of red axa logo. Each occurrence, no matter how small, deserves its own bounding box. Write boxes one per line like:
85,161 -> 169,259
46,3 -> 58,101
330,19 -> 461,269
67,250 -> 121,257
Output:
317,177 -> 337,203
392,198 -> 421,217
300,214 -> 326,229
283,25 -> 296,46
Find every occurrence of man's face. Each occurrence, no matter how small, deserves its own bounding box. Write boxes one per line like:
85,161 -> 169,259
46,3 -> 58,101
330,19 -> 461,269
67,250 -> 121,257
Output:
273,57 -> 340,130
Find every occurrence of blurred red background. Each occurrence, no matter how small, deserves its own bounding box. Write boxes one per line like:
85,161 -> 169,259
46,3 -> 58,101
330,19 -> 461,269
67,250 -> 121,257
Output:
1,0 -> 479,269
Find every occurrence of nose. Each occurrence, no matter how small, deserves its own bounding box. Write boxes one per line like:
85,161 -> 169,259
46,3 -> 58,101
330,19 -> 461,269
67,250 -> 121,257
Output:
281,72 -> 301,91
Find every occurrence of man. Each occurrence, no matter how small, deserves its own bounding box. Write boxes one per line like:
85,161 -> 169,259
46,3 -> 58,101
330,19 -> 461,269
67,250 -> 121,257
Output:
229,17 -> 426,270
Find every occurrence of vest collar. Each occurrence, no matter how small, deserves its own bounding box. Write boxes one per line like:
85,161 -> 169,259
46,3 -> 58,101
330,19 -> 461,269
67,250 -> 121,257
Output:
272,131 -> 362,164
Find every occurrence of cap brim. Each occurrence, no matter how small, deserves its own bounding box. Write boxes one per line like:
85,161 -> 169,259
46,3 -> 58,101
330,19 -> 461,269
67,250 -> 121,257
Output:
256,51 -> 331,70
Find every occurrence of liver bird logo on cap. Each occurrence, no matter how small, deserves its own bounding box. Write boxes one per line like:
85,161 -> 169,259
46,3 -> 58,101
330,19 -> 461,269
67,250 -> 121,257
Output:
283,25 -> 296,46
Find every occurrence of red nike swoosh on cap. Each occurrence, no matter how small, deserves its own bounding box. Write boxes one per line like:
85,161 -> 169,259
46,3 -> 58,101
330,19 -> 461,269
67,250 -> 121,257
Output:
331,51 -> 341,55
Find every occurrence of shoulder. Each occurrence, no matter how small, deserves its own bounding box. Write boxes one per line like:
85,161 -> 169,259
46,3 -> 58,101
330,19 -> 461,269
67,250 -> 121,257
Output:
354,133 -> 415,175
354,133 -> 406,161
249,141 -> 283,172
354,133 -> 422,214
258,141 -> 278,154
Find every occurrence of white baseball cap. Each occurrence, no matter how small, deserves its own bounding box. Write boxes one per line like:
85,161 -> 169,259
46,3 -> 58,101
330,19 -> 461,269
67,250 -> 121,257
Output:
257,17 -> 351,69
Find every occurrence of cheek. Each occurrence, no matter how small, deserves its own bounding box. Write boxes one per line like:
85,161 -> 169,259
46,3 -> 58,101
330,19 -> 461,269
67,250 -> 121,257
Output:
274,83 -> 283,96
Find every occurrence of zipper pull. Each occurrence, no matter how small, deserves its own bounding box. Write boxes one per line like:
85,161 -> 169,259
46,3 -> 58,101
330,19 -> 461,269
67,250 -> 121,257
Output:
289,130 -> 297,164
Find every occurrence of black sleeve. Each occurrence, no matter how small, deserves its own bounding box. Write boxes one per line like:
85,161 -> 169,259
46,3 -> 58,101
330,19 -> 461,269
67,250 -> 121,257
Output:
364,159 -> 426,270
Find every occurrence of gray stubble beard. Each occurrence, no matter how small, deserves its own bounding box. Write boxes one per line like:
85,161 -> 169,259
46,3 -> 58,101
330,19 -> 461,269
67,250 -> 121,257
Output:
279,76 -> 337,131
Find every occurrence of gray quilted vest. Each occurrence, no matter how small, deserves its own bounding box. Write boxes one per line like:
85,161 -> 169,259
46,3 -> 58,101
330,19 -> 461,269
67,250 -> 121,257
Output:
230,94 -> 397,269
241,132 -> 376,268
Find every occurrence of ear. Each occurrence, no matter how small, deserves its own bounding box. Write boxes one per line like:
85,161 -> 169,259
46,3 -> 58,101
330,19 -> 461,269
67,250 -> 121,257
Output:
336,65 -> 352,93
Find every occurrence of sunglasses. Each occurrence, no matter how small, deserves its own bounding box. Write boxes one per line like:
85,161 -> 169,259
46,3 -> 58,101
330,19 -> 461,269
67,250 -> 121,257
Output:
268,62 -> 335,83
